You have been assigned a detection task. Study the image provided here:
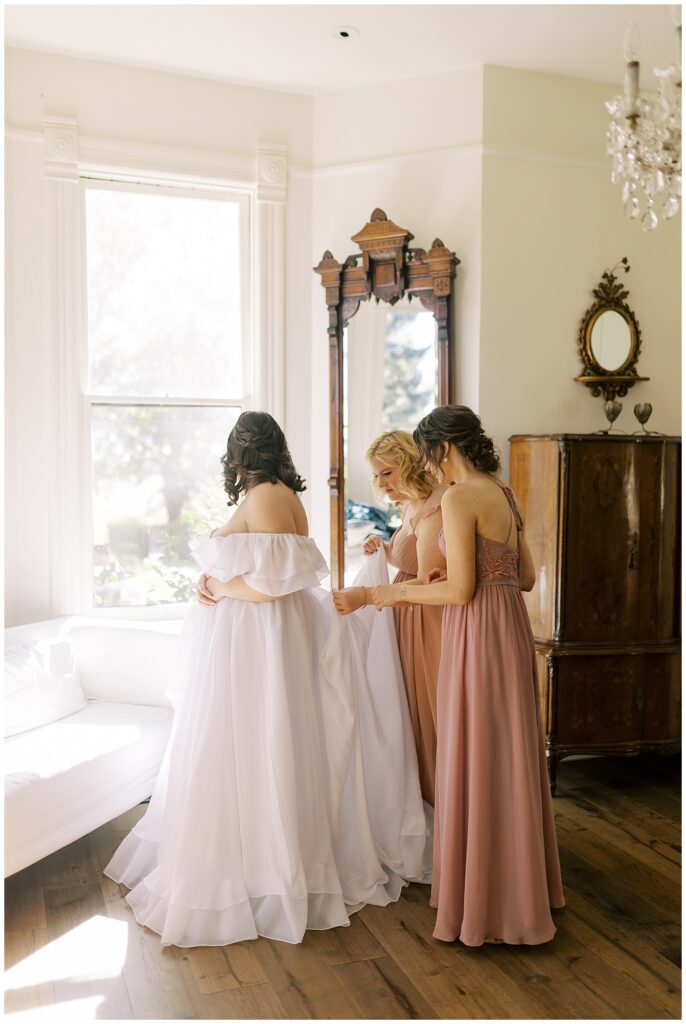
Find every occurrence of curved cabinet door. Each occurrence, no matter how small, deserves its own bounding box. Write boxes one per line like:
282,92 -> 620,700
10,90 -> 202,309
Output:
563,440 -> 640,644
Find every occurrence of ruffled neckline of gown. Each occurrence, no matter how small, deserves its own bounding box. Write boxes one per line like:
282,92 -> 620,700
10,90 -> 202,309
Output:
189,530 -> 330,595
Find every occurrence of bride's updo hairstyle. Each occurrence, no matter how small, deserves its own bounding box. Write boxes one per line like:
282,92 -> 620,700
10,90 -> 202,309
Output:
221,411 -> 306,506
413,405 -> 501,476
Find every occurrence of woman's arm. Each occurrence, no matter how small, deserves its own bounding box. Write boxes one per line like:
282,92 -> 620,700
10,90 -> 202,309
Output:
205,575 -> 276,604
518,533 -> 536,591
209,515 -> 242,539
332,586 -> 371,615
371,488 -> 477,608
414,507 -> 447,579
508,491 -> 536,591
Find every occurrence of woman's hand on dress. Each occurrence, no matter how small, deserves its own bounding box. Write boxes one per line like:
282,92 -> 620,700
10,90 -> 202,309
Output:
370,584 -> 400,610
196,573 -> 217,606
205,576 -> 227,601
332,587 -> 366,615
363,535 -> 384,556
423,567 -> 447,584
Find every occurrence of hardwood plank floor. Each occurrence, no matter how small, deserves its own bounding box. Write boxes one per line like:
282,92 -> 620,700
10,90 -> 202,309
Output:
4,754 -> 681,1020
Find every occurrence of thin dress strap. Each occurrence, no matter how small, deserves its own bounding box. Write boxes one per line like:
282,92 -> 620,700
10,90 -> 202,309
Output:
500,485 -> 523,532
493,482 -> 522,586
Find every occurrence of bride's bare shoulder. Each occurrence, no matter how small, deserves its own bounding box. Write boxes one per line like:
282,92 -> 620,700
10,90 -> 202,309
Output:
248,480 -> 296,508
246,481 -> 308,535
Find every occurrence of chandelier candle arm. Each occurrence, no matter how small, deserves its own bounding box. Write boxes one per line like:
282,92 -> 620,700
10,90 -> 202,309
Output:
606,12 -> 682,229
624,22 -> 640,116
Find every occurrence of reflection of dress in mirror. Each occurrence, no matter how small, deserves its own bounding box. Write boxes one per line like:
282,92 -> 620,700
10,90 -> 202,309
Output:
336,430 -> 446,806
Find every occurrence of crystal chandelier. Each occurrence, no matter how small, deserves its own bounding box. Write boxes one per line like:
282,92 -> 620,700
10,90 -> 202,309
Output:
606,9 -> 682,230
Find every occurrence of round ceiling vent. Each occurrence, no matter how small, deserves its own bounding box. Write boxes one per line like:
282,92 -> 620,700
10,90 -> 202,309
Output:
332,26 -> 359,40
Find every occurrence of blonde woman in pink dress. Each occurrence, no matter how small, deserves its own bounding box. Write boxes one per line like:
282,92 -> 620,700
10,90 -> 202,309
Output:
370,406 -> 564,946
333,430 -> 446,806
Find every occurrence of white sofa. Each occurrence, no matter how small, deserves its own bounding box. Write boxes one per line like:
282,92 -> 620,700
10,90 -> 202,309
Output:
4,615 -> 183,877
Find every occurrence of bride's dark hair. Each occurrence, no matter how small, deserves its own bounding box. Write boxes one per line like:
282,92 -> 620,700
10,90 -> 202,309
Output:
221,411 -> 306,506
413,405 -> 501,475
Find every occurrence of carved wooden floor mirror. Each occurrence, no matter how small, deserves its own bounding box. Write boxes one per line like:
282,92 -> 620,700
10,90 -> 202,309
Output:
314,209 -> 460,588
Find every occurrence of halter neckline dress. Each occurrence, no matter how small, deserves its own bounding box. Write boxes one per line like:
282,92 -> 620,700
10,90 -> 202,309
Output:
432,483 -> 565,945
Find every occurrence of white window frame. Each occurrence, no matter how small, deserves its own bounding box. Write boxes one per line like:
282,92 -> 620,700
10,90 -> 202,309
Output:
79,176 -> 252,613
44,119 -> 287,620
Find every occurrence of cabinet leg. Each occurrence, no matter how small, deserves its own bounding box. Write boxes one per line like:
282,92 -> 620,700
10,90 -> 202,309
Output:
547,753 -> 559,796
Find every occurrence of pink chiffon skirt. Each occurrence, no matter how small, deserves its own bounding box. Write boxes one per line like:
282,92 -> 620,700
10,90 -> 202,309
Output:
432,581 -> 565,945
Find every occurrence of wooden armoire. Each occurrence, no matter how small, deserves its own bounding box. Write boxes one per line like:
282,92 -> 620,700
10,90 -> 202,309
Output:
509,434 -> 681,792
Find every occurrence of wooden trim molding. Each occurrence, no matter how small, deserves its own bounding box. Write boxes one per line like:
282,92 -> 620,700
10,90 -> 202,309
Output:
44,118 -> 91,615
254,143 -> 287,424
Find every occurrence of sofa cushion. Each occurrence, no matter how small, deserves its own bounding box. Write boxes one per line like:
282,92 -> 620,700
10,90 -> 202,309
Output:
4,636 -> 86,738
5,699 -> 173,877
68,622 -> 182,708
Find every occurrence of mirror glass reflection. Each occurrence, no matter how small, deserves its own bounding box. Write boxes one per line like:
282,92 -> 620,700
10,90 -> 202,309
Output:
343,299 -> 437,583
589,309 -> 632,372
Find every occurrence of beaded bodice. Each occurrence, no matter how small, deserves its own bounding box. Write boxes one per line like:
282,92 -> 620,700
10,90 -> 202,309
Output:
438,483 -> 522,587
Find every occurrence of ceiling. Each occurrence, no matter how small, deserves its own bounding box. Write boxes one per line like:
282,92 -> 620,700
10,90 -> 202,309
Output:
4,4 -> 679,96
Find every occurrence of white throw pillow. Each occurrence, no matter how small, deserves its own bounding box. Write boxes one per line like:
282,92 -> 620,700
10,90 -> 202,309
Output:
4,637 -> 86,737
69,624 -> 180,708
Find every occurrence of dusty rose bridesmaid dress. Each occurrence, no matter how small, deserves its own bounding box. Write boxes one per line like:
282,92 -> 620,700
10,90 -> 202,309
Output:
432,485 -> 564,945
387,489 -> 446,806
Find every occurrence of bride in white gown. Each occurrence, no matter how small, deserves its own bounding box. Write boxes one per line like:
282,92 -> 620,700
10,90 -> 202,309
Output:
104,411 -> 430,947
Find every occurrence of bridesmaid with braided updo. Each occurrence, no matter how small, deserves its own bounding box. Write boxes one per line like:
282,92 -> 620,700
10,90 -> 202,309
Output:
370,406 -> 564,946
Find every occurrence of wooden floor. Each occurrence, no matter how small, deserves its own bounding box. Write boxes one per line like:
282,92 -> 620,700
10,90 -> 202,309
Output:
5,754 -> 681,1020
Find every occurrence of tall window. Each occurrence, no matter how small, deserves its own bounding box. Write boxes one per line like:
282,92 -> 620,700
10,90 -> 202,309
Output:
84,181 -> 250,608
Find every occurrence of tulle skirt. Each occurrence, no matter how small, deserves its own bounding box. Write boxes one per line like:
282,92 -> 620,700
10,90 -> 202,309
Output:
105,540 -> 430,947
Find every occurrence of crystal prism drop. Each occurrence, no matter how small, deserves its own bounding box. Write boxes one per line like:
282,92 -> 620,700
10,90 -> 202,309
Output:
641,207 -> 659,230
625,196 -> 641,219
664,194 -> 680,218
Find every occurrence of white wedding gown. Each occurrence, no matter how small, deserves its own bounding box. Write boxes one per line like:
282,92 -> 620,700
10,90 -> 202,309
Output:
104,532 -> 430,947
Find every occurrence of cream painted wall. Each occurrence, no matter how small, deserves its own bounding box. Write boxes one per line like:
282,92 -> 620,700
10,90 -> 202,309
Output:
479,66 -> 681,471
312,67 -> 483,167
6,47 -> 313,163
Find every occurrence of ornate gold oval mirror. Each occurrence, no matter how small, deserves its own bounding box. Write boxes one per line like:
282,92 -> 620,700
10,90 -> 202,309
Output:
576,257 -> 648,402
588,309 -> 633,371
314,209 -> 460,587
